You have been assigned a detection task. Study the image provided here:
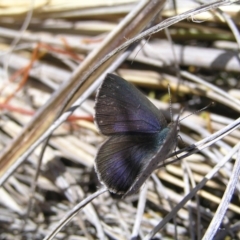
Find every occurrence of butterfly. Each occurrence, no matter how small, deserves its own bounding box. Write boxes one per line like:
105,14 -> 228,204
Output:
94,73 -> 179,197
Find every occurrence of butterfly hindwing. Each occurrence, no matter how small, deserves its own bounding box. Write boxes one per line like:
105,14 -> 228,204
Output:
95,74 -> 167,135
124,121 -> 179,197
95,130 -> 170,194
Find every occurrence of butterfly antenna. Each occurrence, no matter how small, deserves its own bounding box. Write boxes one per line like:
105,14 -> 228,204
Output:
180,102 -> 214,122
168,84 -> 173,122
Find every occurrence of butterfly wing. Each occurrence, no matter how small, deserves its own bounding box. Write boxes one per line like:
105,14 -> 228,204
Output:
95,74 -> 167,135
95,131 -> 170,194
123,121 -> 179,197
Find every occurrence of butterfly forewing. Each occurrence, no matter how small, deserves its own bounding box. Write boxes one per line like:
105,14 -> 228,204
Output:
95,74 -> 167,135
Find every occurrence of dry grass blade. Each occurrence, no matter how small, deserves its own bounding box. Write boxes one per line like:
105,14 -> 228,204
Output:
0,0 -> 240,239
202,147 -> 240,239
144,143 -> 240,239
43,187 -> 108,240
131,182 -> 148,238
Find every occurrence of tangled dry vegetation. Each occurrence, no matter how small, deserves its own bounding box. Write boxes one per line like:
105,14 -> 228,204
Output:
0,0 -> 240,239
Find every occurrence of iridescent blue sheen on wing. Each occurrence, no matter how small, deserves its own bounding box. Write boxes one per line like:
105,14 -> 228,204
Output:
94,73 -> 179,195
95,129 -> 170,194
124,121 -> 178,197
95,74 -> 167,135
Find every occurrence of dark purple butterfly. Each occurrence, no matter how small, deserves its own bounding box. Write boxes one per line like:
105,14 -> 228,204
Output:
94,73 -> 179,197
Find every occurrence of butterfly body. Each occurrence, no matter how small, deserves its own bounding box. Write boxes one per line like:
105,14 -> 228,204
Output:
94,74 -> 178,196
